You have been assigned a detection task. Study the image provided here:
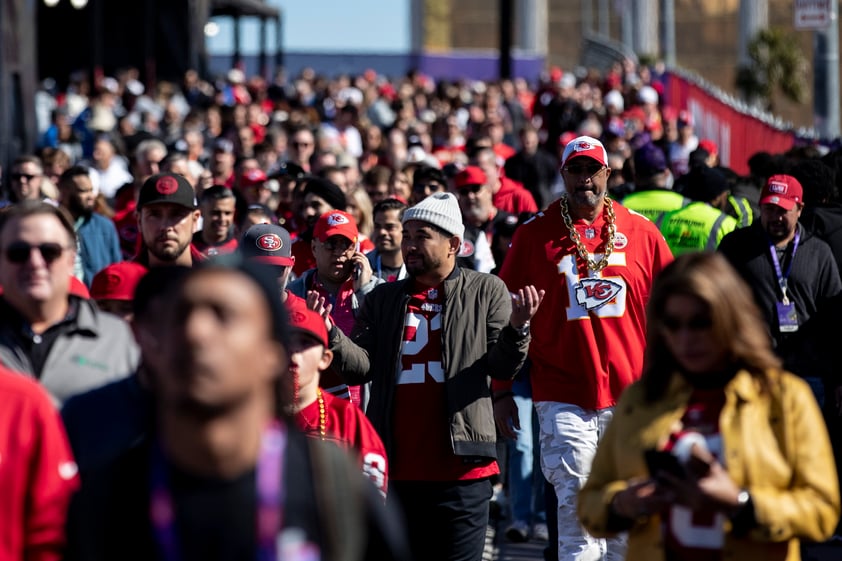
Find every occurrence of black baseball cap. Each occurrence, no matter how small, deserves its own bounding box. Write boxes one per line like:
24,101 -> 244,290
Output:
239,223 -> 294,266
137,173 -> 197,210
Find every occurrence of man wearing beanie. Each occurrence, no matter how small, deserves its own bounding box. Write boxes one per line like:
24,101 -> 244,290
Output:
497,135 -> 673,561
326,191 -> 544,561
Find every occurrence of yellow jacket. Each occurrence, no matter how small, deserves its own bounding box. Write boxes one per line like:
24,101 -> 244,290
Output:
578,369 -> 840,561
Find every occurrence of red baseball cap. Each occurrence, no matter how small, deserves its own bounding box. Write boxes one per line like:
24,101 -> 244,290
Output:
561,136 -> 608,167
241,169 -> 268,187
313,210 -> 358,244
698,139 -> 718,157
760,174 -> 803,211
454,166 -> 487,188
90,261 -> 147,301
287,300 -> 328,347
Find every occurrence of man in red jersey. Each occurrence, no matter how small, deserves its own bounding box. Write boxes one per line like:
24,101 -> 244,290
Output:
326,192 -> 544,561
286,300 -> 388,497
497,135 -> 673,561
0,364 -> 79,561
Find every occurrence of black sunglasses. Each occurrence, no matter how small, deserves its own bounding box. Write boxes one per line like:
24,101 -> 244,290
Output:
661,315 -> 713,332
457,184 -> 483,196
4,241 -> 68,264
11,173 -> 39,182
562,164 -> 605,176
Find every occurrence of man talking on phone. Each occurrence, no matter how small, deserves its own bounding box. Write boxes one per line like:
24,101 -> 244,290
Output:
288,210 -> 383,408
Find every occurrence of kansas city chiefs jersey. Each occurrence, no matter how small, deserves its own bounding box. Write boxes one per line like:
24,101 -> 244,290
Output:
498,199 -> 673,409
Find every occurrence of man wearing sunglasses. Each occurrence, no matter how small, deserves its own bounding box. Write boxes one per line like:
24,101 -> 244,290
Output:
7,155 -> 47,204
0,201 -> 139,404
497,135 -> 673,561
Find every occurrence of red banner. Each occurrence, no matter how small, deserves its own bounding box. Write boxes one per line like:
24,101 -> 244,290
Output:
664,73 -> 795,176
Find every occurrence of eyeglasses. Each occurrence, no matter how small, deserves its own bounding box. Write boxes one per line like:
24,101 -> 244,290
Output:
11,173 -> 40,182
320,238 -> 354,253
457,185 -> 483,196
4,241 -> 69,264
562,164 -> 605,176
660,315 -> 713,333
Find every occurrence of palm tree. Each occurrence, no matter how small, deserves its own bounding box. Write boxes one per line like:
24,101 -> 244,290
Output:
735,27 -> 808,112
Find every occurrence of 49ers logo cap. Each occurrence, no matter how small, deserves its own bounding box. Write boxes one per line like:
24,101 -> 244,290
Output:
239,223 -> 294,266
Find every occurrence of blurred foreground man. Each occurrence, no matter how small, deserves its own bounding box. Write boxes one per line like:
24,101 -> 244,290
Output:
65,255 -> 409,561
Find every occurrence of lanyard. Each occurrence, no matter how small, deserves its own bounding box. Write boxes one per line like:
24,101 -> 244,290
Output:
149,421 -> 287,561
768,230 -> 800,305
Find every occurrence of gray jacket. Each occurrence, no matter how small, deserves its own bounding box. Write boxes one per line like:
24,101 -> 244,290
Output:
0,298 -> 139,404
329,267 -> 529,463
288,268 -> 384,312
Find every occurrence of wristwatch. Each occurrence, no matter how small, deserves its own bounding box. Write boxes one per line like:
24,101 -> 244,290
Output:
512,321 -> 530,337
735,489 -> 751,508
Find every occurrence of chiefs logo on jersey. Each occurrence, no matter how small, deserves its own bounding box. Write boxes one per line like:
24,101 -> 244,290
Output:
575,278 -> 623,310
256,233 -> 282,251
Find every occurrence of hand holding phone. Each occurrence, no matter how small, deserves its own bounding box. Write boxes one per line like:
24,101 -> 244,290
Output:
644,449 -> 686,480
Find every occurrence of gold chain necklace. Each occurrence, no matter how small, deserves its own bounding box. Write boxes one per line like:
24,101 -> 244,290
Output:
317,388 -> 326,440
559,195 -> 616,272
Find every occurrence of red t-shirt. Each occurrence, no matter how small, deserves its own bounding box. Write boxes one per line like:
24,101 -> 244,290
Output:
391,280 -> 498,482
493,177 -> 538,215
662,388 -> 727,561
497,200 -> 673,409
0,366 -> 79,561
291,238 -> 315,277
191,232 -> 239,258
295,390 -> 389,496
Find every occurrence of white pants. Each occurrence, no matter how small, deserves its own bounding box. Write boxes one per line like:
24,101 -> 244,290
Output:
535,401 -> 627,561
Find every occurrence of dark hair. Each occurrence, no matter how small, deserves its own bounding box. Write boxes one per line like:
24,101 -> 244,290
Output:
199,185 -> 236,205
57,165 -> 92,188
0,200 -> 77,246
373,198 -> 408,220
790,158 -> 838,205
363,165 -> 392,188
412,165 -> 446,188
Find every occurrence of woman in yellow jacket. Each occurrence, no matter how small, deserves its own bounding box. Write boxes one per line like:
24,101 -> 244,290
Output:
578,252 -> 839,561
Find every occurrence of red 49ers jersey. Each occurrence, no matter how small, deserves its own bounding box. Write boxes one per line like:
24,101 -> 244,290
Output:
498,200 -> 673,409
296,391 -> 389,497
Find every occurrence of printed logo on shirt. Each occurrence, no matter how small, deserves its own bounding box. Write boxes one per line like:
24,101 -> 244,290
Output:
614,231 -> 628,249
575,278 -> 624,310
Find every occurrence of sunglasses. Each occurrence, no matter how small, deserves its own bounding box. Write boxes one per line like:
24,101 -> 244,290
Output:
562,164 -> 605,176
4,241 -> 69,264
11,173 -> 40,182
660,315 -> 713,332
320,238 -> 354,253
457,185 -> 483,196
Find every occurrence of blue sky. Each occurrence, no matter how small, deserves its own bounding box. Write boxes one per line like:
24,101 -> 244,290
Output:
207,0 -> 410,54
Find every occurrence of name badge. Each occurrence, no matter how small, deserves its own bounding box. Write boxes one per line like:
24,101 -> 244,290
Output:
776,301 -> 799,333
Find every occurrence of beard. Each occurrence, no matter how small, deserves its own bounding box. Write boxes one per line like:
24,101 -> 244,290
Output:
70,198 -> 94,219
568,187 -> 605,210
149,238 -> 191,262
405,252 -> 441,277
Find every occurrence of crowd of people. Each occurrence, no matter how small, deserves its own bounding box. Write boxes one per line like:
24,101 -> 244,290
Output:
2,55 -> 842,561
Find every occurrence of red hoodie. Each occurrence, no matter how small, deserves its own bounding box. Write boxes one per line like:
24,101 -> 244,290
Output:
0,366 -> 79,561
492,176 -> 538,215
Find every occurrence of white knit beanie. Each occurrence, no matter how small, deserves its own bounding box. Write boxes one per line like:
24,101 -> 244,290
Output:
402,192 -> 465,240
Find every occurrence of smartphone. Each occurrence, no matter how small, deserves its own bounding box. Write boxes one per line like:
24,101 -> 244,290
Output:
644,449 -> 686,480
353,240 -> 361,280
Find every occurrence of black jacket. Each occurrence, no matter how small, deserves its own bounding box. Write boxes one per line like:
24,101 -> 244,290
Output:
718,222 -> 842,378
